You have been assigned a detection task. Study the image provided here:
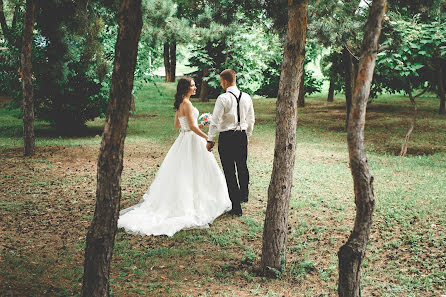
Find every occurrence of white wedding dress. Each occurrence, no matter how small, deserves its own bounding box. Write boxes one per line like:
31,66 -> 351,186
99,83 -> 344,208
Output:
118,107 -> 232,236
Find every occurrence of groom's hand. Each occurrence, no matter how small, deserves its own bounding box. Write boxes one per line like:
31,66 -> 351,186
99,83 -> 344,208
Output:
206,141 -> 215,152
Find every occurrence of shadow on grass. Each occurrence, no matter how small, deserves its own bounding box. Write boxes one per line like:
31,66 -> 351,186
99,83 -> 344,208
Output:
34,125 -> 104,138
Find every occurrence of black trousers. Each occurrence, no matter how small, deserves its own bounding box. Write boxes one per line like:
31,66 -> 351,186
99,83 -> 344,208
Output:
218,130 -> 249,212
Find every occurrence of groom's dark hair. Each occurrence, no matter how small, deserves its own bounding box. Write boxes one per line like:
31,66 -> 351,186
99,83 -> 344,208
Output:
220,69 -> 236,84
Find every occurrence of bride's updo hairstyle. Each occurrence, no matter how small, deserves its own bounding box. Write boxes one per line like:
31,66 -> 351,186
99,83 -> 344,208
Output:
174,77 -> 193,110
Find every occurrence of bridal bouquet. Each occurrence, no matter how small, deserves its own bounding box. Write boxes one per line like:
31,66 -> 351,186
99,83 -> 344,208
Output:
198,113 -> 212,127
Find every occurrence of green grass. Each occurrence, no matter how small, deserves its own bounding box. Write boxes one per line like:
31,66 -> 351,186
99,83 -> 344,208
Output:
1,79 -> 445,296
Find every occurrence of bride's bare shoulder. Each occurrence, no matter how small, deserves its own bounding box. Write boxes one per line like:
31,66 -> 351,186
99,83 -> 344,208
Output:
181,99 -> 193,110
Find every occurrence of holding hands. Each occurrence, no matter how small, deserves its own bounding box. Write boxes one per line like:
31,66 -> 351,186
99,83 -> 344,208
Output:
206,141 -> 215,152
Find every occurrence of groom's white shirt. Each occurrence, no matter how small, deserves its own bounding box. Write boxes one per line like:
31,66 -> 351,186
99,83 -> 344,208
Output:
208,86 -> 255,142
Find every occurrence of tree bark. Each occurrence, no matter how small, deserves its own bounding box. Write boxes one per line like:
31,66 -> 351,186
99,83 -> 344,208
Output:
343,47 -> 355,130
21,0 -> 36,157
438,67 -> 445,115
327,75 -> 335,102
298,64 -> 305,107
338,1 -> 387,296
261,0 -> 307,277
169,39 -> 176,82
81,1 -> 142,296
199,66 -> 210,102
0,0 -> 9,39
163,41 -> 171,82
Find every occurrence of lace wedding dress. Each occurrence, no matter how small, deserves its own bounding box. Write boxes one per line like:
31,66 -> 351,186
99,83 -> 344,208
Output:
118,107 -> 231,236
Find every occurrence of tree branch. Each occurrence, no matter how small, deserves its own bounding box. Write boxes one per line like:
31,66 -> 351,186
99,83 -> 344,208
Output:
11,3 -> 19,31
378,44 -> 389,52
344,44 -> 360,61
414,84 -> 430,99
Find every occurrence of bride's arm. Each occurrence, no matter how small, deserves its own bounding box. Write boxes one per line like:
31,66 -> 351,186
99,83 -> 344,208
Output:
183,101 -> 208,140
174,111 -> 181,129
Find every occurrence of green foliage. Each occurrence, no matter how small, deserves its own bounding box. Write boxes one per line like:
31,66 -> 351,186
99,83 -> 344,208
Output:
0,0 -> 25,106
0,45 -> 22,106
375,16 -> 446,96
256,41 -> 324,98
31,1 -> 110,130
218,19 -> 282,95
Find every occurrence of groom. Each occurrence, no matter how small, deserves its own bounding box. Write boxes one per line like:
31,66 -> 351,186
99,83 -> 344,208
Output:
206,69 -> 255,216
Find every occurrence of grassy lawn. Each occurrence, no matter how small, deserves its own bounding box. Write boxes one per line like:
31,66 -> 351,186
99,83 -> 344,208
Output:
0,80 -> 445,296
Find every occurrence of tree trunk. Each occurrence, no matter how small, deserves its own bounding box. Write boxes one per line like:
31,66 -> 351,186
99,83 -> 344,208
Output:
438,67 -> 445,115
11,3 -> 19,31
298,64 -> 305,107
199,66 -> 210,102
0,0 -> 9,39
343,47 -> 355,130
400,84 -> 419,157
163,41 -> 171,82
327,75 -> 335,102
338,1 -> 387,296
261,0 -> 307,277
169,39 -> 176,82
21,0 -> 36,157
81,1 -> 142,296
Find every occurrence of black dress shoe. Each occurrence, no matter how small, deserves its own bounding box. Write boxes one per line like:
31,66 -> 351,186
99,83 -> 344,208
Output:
228,209 -> 242,217
240,197 -> 248,203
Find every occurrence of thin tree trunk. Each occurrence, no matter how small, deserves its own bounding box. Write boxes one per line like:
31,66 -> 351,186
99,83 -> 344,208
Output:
438,67 -> 445,115
298,65 -> 305,107
400,84 -> 425,157
163,41 -> 171,82
327,75 -> 335,102
199,66 -> 210,102
338,1 -> 387,296
21,0 -> 36,157
0,0 -> 9,39
343,47 -> 355,130
169,39 -> 176,82
261,0 -> 308,276
11,3 -> 19,31
81,1 -> 142,296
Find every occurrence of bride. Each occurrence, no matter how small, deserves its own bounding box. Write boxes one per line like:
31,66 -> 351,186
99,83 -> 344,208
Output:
118,77 -> 232,236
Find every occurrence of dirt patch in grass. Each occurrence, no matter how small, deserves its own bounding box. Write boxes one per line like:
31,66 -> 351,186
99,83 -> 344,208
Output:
0,96 -> 11,107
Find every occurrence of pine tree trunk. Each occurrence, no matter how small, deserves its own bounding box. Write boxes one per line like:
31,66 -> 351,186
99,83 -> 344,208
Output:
199,66 -> 210,102
343,47 -> 355,130
338,1 -> 387,296
169,40 -> 176,82
261,0 -> 307,276
327,75 -> 335,102
81,1 -> 142,296
400,85 -> 417,157
163,41 -> 171,82
298,65 -> 305,107
21,0 -> 36,157
438,68 -> 445,115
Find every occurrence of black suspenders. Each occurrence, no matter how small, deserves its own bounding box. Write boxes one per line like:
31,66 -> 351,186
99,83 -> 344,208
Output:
228,91 -> 243,126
